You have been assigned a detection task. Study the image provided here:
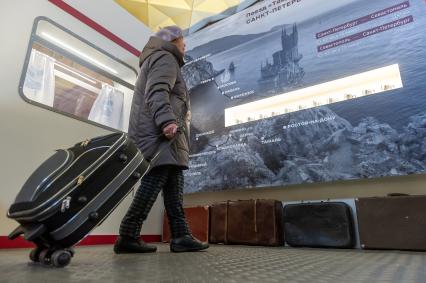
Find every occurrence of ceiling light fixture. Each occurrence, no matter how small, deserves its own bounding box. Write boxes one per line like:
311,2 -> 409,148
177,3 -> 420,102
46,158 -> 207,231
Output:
40,32 -> 119,75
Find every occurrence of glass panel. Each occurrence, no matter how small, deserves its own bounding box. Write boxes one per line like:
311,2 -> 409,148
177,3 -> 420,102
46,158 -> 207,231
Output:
21,18 -> 137,132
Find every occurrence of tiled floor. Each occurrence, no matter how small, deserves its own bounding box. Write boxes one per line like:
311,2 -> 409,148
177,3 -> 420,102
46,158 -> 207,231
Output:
0,244 -> 425,283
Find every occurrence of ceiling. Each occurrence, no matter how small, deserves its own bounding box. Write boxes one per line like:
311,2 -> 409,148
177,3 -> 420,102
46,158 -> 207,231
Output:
114,0 -> 257,32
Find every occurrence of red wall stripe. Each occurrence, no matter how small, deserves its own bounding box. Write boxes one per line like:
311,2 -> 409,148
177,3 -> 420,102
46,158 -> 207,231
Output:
0,235 -> 161,249
0,236 -> 34,249
48,0 -> 141,57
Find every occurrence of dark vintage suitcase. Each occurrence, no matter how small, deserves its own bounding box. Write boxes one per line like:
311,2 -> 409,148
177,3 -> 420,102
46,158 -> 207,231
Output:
7,133 -> 150,267
209,200 -> 284,246
162,206 -> 209,242
284,202 -> 355,248
356,195 -> 426,251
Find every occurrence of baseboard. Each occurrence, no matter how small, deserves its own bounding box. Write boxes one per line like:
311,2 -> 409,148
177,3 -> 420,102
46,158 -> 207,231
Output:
0,235 -> 162,249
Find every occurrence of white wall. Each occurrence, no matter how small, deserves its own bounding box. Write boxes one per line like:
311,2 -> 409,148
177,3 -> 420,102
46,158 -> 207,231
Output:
0,0 -> 163,237
184,173 -> 426,209
63,0 -> 151,54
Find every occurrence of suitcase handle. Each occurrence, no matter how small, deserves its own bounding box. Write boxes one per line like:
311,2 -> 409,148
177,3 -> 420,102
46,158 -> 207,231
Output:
8,225 -> 24,240
387,193 -> 410,197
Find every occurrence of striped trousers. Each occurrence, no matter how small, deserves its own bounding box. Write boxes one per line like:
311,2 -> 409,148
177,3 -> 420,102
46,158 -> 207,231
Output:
119,165 -> 190,239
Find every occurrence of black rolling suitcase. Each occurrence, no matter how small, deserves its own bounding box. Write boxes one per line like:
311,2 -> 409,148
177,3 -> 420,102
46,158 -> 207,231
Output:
284,202 -> 355,248
7,133 -> 151,267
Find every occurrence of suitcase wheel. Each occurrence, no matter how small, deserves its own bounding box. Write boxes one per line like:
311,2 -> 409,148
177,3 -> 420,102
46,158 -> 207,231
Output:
38,249 -> 52,265
29,246 -> 45,263
37,248 -> 73,267
51,250 -> 72,268
67,247 -> 75,257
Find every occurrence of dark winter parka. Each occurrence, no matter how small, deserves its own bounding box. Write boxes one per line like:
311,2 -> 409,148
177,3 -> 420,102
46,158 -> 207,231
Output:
128,36 -> 191,169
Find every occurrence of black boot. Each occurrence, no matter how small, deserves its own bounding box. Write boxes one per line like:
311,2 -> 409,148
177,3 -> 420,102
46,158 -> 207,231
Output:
114,236 -> 157,254
170,235 -> 209,253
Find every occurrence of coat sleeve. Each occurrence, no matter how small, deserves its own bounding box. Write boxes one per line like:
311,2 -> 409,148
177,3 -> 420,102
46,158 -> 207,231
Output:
145,53 -> 178,129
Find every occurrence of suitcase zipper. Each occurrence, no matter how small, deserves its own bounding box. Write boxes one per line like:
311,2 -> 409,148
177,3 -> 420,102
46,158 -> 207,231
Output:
31,150 -> 73,201
80,139 -> 91,147
61,196 -> 72,213
77,176 -> 85,186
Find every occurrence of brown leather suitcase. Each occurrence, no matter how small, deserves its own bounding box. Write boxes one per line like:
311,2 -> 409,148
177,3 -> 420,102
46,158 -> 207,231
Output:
162,206 -> 209,242
356,195 -> 426,251
209,200 -> 284,246
209,202 -> 227,244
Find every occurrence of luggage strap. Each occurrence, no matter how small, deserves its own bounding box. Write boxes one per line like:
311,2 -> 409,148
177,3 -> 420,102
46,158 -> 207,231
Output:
225,201 -> 229,244
254,200 -> 257,233
224,200 -> 259,244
